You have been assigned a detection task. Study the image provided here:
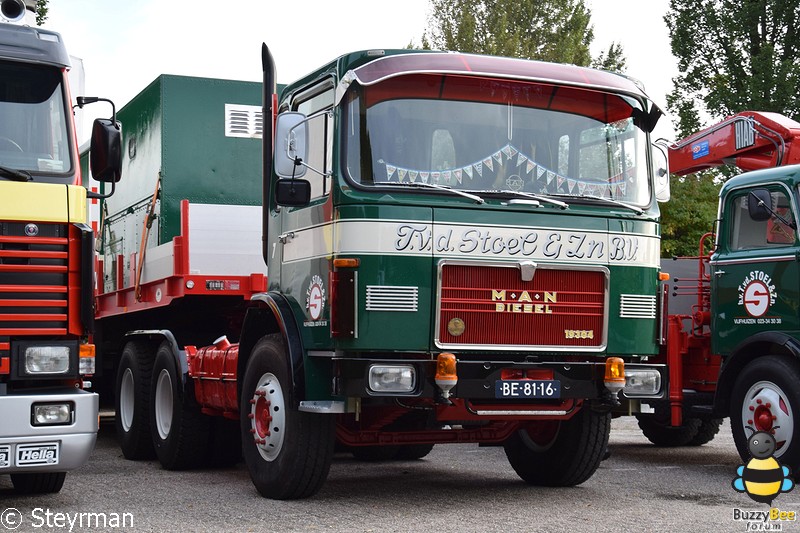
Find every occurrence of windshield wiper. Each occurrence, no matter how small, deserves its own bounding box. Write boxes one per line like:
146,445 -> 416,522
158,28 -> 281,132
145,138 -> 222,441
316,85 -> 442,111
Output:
0,165 -> 32,182
374,181 -> 485,204
478,189 -> 569,210
550,193 -> 643,215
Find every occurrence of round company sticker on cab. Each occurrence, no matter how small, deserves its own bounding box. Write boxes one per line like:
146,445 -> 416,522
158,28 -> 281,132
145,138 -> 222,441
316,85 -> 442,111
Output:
304,275 -> 328,327
735,270 -> 780,325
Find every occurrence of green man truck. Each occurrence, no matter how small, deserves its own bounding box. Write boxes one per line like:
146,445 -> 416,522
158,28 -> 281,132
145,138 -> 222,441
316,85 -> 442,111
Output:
93,46 -> 673,499
0,0 -> 121,493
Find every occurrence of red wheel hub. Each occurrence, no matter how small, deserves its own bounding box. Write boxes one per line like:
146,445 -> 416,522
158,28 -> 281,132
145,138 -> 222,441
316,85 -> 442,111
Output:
254,396 -> 272,439
753,405 -> 774,432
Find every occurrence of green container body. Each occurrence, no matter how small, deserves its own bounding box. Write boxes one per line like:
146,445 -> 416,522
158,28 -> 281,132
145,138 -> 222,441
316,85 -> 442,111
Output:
83,74 -> 263,247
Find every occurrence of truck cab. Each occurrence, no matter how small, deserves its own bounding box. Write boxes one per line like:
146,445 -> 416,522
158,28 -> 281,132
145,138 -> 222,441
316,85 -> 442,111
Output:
236,48 -> 671,498
711,167 -> 800,467
0,2 -> 120,494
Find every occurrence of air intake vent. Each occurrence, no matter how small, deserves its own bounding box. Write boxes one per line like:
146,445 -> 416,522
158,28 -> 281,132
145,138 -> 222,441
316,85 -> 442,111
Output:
366,286 -> 418,312
620,294 -> 657,319
225,104 -> 263,138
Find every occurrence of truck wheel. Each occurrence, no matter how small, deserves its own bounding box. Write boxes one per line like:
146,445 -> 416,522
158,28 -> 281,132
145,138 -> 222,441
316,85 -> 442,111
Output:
635,413 -> 701,447
731,356 -> 800,471
503,408 -> 610,487
115,341 -> 155,459
10,472 -> 66,494
687,418 -> 723,446
150,341 -> 211,470
396,444 -> 435,460
240,335 -> 335,499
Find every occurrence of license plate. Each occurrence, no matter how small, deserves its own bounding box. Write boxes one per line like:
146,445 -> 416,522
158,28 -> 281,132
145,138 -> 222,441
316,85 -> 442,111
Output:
0,445 -> 9,468
495,380 -> 561,399
16,442 -> 59,467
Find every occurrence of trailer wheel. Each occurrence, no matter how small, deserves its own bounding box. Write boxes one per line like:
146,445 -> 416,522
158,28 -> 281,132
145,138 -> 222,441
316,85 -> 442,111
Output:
731,356 -> 800,471
10,472 -> 66,494
503,408 -> 610,487
635,413 -> 702,447
240,335 -> 335,499
150,341 -> 211,470
687,418 -> 723,446
115,340 -> 155,459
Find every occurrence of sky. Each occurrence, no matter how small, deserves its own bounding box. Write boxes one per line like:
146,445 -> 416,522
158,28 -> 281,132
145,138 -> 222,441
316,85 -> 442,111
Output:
42,0 -> 679,142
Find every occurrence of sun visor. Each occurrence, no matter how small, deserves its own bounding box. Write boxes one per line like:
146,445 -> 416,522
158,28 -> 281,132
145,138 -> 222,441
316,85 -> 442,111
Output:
334,52 -> 663,119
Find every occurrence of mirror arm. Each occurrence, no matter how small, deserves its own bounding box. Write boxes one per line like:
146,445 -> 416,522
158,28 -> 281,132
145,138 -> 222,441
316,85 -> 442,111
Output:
76,96 -> 119,127
86,180 -> 115,200
293,157 -> 330,178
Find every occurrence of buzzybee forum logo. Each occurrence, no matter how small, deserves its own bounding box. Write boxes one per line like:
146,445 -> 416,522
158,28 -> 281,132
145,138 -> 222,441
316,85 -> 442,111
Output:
732,428 -> 794,505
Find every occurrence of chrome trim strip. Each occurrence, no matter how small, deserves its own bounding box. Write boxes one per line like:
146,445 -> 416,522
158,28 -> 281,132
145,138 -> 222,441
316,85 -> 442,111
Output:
711,255 -> 796,266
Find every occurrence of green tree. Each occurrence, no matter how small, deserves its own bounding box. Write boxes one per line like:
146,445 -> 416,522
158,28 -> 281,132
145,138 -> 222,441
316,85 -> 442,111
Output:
660,175 -> 721,257
35,0 -> 48,26
423,0 -> 626,71
667,0 -> 800,136
663,0 -> 800,255
592,42 -> 626,72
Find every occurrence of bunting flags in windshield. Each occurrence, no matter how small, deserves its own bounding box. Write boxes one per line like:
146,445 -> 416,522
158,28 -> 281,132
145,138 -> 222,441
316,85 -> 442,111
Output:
381,143 -> 629,198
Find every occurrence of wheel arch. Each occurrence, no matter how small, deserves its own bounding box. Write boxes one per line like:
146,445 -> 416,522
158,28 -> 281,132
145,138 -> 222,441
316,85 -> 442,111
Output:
714,331 -> 800,415
122,330 -> 187,388
238,292 -> 306,407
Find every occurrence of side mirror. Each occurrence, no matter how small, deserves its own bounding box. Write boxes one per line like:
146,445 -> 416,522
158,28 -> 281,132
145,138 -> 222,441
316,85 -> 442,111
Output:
653,142 -> 670,202
274,112 -> 308,178
90,118 -> 122,183
275,178 -> 311,207
748,189 -> 773,221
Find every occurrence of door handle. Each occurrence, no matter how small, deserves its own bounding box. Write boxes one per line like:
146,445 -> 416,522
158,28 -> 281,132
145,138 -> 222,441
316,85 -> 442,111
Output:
278,231 -> 295,244
714,270 -> 726,277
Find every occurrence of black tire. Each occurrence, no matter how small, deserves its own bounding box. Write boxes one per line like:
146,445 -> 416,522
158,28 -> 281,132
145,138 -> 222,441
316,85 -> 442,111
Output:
240,335 -> 335,499
10,472 -> 66,494
396,444 -> 435,460
350,445 -> 401,461
687,418 -> 723,446
636,413 -> 702,447
503,408 -> 610,487
115,340 -> 156,459
150,341 -> 211,470
731,356 -> 800,471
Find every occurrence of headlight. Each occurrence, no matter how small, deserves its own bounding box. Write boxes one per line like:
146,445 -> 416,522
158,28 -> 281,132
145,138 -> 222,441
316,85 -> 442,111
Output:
25,346 -> 70,375
368,365 -> 416,393
32,403 -> 73,425
624,368 -> 662,397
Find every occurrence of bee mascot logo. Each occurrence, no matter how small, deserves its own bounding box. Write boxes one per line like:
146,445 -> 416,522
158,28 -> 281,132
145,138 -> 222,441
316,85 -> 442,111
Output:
732,428 -> 794,505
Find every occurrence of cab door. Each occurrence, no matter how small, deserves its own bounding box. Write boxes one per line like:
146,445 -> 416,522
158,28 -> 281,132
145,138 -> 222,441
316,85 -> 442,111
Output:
275,81 -> 335,351
711,184 -> 800,356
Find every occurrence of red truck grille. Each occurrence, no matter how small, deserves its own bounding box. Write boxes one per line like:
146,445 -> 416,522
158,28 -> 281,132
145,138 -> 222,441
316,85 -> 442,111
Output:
0,222 -> 70,336
438,262 -> 606,349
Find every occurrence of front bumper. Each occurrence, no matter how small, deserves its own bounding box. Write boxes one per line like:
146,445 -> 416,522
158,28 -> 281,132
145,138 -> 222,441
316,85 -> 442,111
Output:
0,388 -> 98,474
335,357 -> 667,401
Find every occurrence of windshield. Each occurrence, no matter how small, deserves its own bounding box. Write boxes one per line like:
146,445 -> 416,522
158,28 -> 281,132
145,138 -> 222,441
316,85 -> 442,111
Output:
344,74 -> 651,207
0,61 -> 72,175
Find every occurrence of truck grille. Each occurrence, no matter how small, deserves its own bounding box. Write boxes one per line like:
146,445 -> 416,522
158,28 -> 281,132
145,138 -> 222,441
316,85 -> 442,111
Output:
437,262 -> 607,350
0,222 -> 69,335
